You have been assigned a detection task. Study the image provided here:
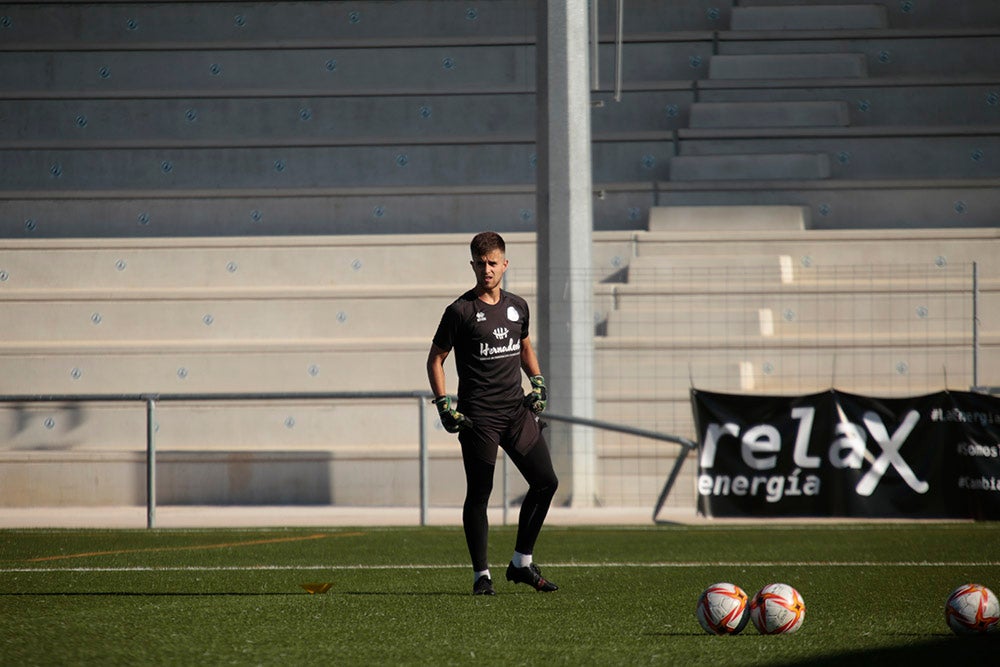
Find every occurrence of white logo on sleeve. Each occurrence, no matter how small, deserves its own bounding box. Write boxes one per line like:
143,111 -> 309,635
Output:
507,306 -> 520,322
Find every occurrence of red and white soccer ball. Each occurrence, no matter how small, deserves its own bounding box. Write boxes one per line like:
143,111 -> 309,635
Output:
945,583 -> 1000,635
749,583 -> 806,634
696,582 -> 751,635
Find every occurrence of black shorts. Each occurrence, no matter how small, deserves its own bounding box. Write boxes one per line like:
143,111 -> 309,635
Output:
458,402 -> 542,466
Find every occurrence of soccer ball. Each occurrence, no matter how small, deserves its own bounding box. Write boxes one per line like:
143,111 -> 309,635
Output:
749,583 -> 805,634
945,583 -> 1000,635
695,582 -> 750,635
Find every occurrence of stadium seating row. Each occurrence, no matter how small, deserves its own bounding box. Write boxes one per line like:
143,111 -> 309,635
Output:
4,0 -> 1000,235
5,1 -> 1000,45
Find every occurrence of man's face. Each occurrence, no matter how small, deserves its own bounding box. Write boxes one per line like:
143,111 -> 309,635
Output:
471,248 -> 508,291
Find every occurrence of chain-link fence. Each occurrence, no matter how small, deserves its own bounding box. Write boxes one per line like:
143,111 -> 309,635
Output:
506,261 -> 978,509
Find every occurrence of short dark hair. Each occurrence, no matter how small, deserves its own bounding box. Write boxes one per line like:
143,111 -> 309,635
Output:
470,231 -> 505,257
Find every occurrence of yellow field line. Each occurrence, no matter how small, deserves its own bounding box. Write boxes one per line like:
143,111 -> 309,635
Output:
24,532 -> 364,563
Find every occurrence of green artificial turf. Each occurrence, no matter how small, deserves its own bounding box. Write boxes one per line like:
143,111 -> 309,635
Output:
2,523 -> 998,665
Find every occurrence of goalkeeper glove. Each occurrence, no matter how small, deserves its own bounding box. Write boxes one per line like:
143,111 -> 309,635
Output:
525,375 -> 547,414
432,396 -> 472,433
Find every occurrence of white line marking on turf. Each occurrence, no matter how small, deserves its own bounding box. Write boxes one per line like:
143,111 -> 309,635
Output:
4,561 -> 999,573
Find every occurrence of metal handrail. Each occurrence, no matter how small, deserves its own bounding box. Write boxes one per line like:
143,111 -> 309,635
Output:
543,411 -> 696,523
1,392 -> 695,527
2,391 -> 434,528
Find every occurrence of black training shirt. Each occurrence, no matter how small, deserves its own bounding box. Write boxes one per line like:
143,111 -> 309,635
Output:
432,289 -> 529,412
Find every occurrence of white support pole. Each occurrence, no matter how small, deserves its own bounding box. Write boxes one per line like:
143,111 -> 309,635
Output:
146,397 -> 156,529
418,396 -> 428,526
536,0 -> 597,507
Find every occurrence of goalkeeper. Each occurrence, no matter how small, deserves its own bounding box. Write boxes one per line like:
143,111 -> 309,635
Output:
426,231 -> 559,596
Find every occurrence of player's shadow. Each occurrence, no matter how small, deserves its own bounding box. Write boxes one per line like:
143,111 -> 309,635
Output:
335,591 -> 477,598
774,635 -> 998,665
3,590 -> 476,598
642,631 -> 1000,658
3,591 -> 303,597
2,591 -> 331,597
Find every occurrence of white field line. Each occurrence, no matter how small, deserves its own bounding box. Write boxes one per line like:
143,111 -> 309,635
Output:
4,561 -> 1000,573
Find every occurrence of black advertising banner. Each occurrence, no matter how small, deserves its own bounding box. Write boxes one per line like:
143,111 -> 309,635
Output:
692,389 -> 1000,519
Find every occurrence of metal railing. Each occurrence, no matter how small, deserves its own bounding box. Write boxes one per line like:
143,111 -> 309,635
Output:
541,411 -> 697,524
0,391 -> 695,528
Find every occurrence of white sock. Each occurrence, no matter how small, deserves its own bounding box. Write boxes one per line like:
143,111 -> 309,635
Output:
512,551 -> 532,568
474,569 -> 491,583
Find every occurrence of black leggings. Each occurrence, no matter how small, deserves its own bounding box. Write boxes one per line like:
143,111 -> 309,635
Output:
461,434 -> 559,572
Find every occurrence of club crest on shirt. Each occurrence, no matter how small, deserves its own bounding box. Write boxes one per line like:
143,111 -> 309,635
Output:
507,306 -> 520,322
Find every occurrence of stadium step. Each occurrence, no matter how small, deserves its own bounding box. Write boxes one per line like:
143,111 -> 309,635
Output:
648,205 -> 808,232
689,101 -> 850,129
669,153 -> 832,181
708,53 -> 869,80
730,5 -> 889,31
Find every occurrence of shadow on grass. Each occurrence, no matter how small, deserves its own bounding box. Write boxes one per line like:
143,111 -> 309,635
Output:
0,591 -> 309,598
641,631 -> 998,660
1,590 -> 470,597
775,634 -> 997,665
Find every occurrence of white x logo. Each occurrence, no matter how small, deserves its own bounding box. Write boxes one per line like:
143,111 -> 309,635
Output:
855,410 -> 930,497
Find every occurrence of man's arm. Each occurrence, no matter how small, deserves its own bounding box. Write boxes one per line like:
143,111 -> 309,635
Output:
426,343 -> 450,398
520,336 -> 542,377
520,336 -> 546,413
426,343 -> 472,433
